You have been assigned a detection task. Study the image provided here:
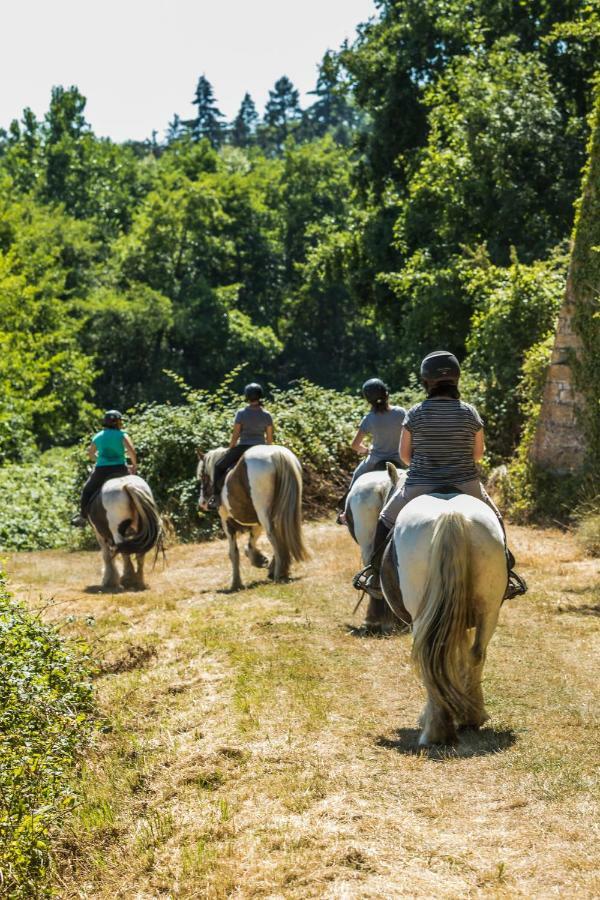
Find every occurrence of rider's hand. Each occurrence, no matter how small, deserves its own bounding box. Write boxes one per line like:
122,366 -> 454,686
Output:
128,464 -> 137,475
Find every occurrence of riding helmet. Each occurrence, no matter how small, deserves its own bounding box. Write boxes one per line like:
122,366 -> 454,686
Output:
362,378 -> 389,405
419,351 -> 461,384
244,382 -> 264,402
103,409 -> 123,426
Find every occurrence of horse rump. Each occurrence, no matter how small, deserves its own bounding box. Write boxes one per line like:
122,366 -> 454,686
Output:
118,480 -> 163,556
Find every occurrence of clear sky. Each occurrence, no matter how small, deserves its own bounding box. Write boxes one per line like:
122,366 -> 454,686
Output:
2,0 -> 376,143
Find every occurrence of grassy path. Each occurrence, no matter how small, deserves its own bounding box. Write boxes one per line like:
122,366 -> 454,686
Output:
6,521 -> 600,898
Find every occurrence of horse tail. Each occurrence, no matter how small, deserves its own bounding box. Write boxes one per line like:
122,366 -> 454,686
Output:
411,510 -> 475,722
119,481 -> 163,557
270,450 -> 310,567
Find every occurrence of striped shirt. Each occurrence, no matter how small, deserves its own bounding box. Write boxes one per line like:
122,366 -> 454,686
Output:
403,398 -> 483,486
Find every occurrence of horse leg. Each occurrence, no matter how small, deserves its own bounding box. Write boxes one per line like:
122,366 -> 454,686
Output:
121,554 -> 137,590
99,538 -> 120,592
460,607 -> 500,729
226,524 -> 243,591
419,697 -> 457,747
245,526 -> 268,569
135,553 -> 147,590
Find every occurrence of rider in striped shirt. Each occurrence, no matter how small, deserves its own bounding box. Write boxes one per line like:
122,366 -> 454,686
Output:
354,351 -> 526,602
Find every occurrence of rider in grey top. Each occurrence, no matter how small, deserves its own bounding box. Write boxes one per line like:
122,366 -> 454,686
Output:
349,379 -> 405,488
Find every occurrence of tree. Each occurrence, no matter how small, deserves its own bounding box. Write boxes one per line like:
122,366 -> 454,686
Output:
230,93 -> 258,147
305,51 -> 358,144
261,76 -> 301,153
189,75 -> 224,147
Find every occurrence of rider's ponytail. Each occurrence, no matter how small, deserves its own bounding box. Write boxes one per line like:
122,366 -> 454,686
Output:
372,396 -> 390,413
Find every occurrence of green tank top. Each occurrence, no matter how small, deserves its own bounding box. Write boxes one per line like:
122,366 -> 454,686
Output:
92,429 -> 127,467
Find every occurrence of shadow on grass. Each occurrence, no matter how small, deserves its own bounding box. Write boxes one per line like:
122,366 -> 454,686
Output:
557,601 -> 600,616
198,576 -> 302,596
343,622 -> 409,639
376,726 -> 517,759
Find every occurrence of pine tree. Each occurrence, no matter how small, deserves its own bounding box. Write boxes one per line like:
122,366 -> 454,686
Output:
166,114 -> 184,143
190,75 -> 224,147
230,93 -> 258,147
262,76 -> 301,152
306,51 -> 357,144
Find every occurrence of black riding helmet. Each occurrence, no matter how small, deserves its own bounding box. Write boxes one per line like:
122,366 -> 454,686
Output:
420,351 -> 461,384
362,378 -> 389,405
244,382 -> 263,402
103,409 -> 123,426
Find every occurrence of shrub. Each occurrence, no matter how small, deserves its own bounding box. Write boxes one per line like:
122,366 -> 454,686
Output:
0,577 -> 95,897
574,501 -> 600,557
0,450 -> 84,552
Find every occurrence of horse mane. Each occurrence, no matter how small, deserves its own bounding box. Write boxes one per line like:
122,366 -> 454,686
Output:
198,447 -> 228,482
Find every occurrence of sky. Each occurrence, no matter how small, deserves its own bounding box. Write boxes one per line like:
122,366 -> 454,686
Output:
2,0 -> 377,143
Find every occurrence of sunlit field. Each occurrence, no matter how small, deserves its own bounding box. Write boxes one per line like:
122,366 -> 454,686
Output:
6,520 -> 599,898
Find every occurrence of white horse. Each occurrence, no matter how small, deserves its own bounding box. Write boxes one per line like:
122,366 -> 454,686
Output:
381,492 -> 506,746
88,475 -> 163,591
198,445 -> 309,591
345,464 -> 410,630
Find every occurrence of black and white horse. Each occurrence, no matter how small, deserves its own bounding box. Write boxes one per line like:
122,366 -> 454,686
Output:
88,475 -> 162,591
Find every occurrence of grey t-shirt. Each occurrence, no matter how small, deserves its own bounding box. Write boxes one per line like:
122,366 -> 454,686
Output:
235,405 -> 273,446
403,398 -> 483,485
359,406 -> 406,460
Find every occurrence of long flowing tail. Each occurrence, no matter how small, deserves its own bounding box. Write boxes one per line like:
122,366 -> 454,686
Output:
119,481 -> 164,556
270,450 -> 309,570
411,510 -> 475,721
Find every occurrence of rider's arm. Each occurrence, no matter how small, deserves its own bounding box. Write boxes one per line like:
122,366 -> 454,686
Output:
351,429 -> 369,456
265,424 -> 274,444
229,423 -> 242,448
87,442 -> 97,462
473,428 -> 485,462
399,428 -> 412,466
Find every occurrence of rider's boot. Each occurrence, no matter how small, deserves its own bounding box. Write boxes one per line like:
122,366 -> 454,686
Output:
207,491 -> 221,511
352,519 -> 392,600
504,547 -> 527,600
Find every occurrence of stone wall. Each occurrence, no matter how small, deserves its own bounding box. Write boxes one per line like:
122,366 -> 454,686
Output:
529,271 -> 586,472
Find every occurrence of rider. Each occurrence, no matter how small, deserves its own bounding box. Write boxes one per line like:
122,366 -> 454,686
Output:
208,382 -> 274,509
353,351 -> 527,601
71,409 -> 137,527
337,378 -> 405,524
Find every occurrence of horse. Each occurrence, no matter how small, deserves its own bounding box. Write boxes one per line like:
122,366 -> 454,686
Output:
88,475 -> 163,592
380,492 -> 506,746
345,463 -> 410,631
197,445 -> 309,591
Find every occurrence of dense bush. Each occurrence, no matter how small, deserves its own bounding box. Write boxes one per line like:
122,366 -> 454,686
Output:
0,577 -> 94,897
0,450 -> 82,551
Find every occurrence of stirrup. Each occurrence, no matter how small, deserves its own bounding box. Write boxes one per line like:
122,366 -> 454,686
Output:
352,565 -> 383,600
352,564 -> 373,592
504,570 -> 527,600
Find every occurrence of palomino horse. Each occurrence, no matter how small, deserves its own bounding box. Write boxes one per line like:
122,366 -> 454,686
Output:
88,475 -> 163,591
198,445 -> 309,591
345,463 -> 410,630
380,492 -> 506,746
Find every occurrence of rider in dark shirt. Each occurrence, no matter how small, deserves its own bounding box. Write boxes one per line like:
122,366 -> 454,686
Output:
208,383 -> 274,508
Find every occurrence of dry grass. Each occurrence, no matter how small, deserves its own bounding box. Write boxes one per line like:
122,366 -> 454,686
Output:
5,520 -> 600,898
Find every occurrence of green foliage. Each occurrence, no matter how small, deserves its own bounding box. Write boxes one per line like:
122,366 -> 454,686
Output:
0,577 -> 94,896
573,501 -> 600,557
0,450 -> 82,551
570,93 -> 600,486
462,248 -> 565,458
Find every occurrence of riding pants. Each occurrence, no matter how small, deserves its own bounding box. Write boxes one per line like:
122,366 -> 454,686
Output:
348,453 -> 402,490
213,445 -> 250,495
80,465 -> 128,515
380,477 -> 502,529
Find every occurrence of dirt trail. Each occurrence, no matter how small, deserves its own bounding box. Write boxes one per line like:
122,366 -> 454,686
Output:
5,521 -> 600,899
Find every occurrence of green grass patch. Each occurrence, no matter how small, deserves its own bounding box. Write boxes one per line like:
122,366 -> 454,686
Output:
0,575 -> 95,897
